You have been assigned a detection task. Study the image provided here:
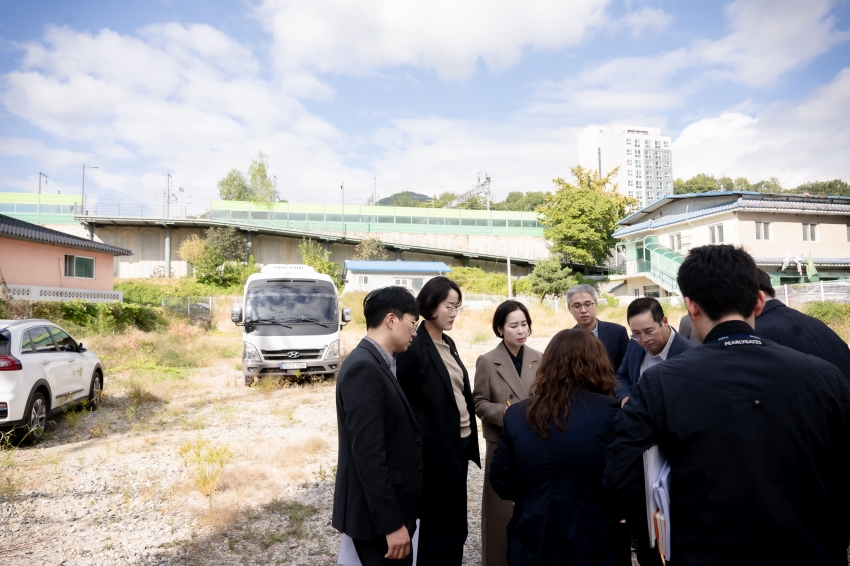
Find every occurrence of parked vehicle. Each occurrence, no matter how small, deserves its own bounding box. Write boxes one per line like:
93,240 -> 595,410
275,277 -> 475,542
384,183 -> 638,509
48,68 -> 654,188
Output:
0,319 -> 104,444
231,264 -> 351,385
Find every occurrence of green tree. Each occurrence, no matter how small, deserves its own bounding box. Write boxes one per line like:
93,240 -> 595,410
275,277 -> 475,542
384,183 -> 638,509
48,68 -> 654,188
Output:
297,238 -> 343,290
791,179 -> 850,196
537,165 -> 633,266
717,176 -> 734,191
673,173 -> 719,194
352,237 -> 388,260
218,169 -> 251,201
750,176 -> 783,193
205,227 -> 246,261
526,256 -> 579,300
733,177 -> 752,191
494,191 -> 551,211
217,151 -> 276,204
177,234 -> 206,267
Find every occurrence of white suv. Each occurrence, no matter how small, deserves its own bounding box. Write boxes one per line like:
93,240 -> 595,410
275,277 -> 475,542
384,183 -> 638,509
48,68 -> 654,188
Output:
0,319 -> 104,444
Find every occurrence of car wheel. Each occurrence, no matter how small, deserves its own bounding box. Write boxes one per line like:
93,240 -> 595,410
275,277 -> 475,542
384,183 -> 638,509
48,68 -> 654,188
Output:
22,392 -> 48,445
88,372 -> 103,410
245,375 -> 255,387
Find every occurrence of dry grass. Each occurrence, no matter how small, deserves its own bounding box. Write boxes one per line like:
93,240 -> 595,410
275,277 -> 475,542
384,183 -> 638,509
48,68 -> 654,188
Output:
178,438 -> 233,500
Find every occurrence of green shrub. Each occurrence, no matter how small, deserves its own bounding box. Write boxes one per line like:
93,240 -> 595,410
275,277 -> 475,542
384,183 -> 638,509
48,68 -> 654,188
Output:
448,267 -> 509,295
115,278 -> 243,305
0,298 -> 163,334
802,301 -> 850,341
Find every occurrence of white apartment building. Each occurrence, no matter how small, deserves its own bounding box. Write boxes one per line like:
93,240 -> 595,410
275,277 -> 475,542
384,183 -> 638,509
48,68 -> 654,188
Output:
578,124 -> 673,208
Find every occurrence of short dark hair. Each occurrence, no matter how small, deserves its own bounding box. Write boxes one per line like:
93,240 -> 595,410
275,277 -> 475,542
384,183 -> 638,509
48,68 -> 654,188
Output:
417,277 -> 462,321
677,245 -> 760,320
492,300 -> 532,337
363,286 -> 420,329
627,297 -> 665,325
756,268 -> 776,298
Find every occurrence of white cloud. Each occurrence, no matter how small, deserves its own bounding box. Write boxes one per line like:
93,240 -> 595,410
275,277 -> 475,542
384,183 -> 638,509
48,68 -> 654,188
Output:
255,0 -> 609,84
674,67 -> 850,186
616,7 -> 673,37
694,0 -> 850,87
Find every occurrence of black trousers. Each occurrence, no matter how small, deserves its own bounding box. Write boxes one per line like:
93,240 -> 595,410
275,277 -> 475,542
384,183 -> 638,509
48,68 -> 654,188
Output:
626,497 -> 664,566
353,537 -> 414,566
417,437 -> 470,566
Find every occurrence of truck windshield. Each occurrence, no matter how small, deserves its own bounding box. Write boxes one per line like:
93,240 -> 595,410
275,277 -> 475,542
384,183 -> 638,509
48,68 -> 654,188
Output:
245,281 -> 338,323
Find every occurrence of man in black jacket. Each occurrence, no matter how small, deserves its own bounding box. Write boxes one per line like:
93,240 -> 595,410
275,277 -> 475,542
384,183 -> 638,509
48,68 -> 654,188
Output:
568,283 -> 629,370
333,286 -> 423,565
605,245 -> 850,566
754,268 -> 850,380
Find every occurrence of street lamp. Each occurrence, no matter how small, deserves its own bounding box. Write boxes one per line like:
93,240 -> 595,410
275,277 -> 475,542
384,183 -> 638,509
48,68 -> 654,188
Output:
82,165 -> 98,215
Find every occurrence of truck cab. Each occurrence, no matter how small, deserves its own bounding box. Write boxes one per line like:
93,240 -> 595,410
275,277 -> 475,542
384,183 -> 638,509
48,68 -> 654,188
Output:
231,264 -> 351,385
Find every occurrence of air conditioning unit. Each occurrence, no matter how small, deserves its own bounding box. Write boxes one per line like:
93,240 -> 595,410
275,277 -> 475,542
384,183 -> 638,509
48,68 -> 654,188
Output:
260,264 -> 316,273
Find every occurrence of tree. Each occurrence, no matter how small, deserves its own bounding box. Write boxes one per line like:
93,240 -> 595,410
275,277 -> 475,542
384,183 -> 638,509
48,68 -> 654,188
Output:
218,169 -> 251,201
673,173 -> 720,194
205,227 -> 246,261
352,237 -> 388,260
733,177 -> 752,191
750,176 -> 783,193
494,191 -> 550,212
297,238 -> 343,289
177,234 -> 206,266
526,256 -> 579,300
537,165 -> 633,266
217,151 -> 276,204
791,179 -> 850,196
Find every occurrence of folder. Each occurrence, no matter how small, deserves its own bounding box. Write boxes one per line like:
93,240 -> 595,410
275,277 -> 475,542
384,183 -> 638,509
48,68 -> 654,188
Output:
643,446 -> 671,564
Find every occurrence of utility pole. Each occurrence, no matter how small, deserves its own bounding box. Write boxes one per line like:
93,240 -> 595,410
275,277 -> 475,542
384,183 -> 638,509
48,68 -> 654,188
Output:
164,173 -> 178,218
37,172 -> 48,225
274,175 -> 278,202
81,165 -> 97,215
597,147 -> 602,175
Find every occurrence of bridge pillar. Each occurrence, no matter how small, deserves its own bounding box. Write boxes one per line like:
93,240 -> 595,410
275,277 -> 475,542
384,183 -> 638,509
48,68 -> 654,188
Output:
247,233 -> 253,258
87,224 -> 95,241
164,226 -> 172,278
396,249 -> 402,261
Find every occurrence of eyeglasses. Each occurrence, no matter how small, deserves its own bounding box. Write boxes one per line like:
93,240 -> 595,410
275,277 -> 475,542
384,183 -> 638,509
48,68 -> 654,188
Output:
570,301 -> 596,311
631,328 -> 658,341
444,304 -> 463,315
401,316 -> 420,331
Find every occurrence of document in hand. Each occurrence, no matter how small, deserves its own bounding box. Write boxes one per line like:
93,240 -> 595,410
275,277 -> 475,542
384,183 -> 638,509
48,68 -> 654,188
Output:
338,519 -> 421,566
643,446 -> 671,564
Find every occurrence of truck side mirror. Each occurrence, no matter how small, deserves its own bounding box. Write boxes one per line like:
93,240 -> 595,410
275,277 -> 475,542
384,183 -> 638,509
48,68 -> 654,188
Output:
341,308 -> 352,324
231,306 -> 243,323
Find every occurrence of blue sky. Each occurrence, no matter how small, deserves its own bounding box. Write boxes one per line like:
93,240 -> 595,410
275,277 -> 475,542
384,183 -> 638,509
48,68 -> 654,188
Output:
1,0 -> 848,207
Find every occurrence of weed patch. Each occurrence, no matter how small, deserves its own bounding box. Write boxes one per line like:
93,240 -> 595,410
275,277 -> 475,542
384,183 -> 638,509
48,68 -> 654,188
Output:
179,438 -> 233,506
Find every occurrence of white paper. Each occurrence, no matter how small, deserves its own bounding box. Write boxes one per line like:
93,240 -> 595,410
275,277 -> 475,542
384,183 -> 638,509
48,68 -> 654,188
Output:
338,519 -> 420,566
338,533 -> 362,566
652,462 -> 671,561
643,445 -> 666,547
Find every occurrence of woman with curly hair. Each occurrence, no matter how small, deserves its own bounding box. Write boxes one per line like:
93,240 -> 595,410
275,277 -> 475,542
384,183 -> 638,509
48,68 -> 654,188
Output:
489,328 -> 619,566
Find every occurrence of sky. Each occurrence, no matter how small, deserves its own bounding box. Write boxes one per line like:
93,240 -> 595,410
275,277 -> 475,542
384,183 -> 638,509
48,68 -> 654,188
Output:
0,0 -> 849,207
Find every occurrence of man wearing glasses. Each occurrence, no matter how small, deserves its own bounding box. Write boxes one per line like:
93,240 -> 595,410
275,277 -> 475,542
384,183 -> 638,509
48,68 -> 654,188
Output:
612,297 -> 695,566
567,284 -> 629,371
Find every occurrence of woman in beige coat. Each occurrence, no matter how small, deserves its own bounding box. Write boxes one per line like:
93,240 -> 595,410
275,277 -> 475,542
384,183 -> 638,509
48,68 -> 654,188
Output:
472,300 -> 542,566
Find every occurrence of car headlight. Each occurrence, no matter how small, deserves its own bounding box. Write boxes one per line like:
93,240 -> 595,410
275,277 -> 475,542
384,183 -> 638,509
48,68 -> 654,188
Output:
243,342 -> 262,361
325,340 -> 340,359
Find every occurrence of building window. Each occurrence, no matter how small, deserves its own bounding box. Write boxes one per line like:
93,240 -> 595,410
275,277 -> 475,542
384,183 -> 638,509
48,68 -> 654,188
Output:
755,221 -> 772,240
628,180 -> 634,187
636,171 -> 642,178
627,170 -> 633,176
664,152 -> 670,158
63,255 -> 95,279
847,225 -> 850,242
655,141 -> 661,148
626,159 -> 632,166
645,140 -> 651,148
394,278 -> 410,287
663,141 -> 669,147
802,223 -> 818,241
635,149 -> 641,157
709,224 -> 724,244
665,183 -> 671,189
664,162 -> 671,168
357,275 -> 369,285
665,172 -> 671,178
626,138 -> 631,145
636,181 -> 643,188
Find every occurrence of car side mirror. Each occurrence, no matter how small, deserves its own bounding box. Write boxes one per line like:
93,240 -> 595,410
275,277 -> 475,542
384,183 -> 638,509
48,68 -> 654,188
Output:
77,342 -> 86,352
341,308 -> 352,324
231,306 -> 243,323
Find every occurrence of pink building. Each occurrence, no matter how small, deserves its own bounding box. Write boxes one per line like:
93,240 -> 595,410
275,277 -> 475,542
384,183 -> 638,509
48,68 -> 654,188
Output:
0,214 -> 131,302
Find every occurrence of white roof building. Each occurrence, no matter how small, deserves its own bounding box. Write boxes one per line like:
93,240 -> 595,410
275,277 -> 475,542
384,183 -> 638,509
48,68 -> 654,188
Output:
342,261 -> 452,294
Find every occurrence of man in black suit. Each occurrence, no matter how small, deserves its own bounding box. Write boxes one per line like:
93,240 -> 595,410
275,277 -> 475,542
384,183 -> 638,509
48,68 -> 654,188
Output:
755,268 -> 850,380
333,286 -> 423,565
605,245 -> 850,565
614,297 -> 696,566
568,283 -> 629,370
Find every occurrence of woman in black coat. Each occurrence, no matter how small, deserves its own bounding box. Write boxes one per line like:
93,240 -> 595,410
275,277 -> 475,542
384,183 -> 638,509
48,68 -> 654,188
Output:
490,328 -> 619,566
396,277 -> 480,566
